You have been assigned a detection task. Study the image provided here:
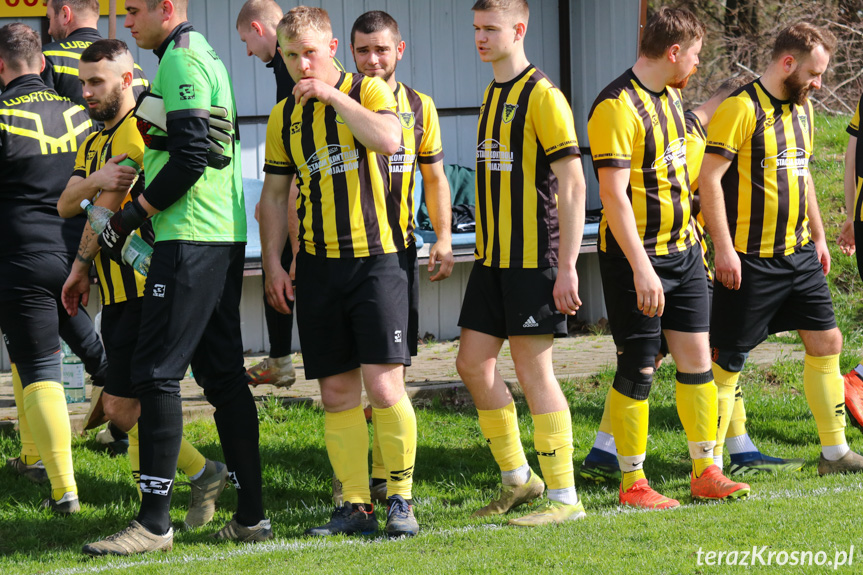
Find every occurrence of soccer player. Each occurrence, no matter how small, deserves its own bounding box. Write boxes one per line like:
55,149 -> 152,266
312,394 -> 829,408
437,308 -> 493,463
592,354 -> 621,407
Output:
83,0 -> 269,556
0,22 -> 95,514
58,39 -> 229,530
838,94 -> 863,430
580,75 -> 803,481
258,7 -> 411,537
349,9 -> 455,507
235,0 -> 298,388
700,22 -> 863,476
455,0 -> 587,526
43,0 -> 149,107
587,6 -> 750,510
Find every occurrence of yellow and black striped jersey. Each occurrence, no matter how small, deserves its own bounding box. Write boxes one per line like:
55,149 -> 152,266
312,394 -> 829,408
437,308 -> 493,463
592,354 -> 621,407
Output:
846,94 -> 863,222
42,28 -> 149,108
383,82 -> 444,245
0,74 -> 93,259
588,69 -> 696,257
685,110 -> 712,280
73,110 -> 153,305
475,65 -> 580,268
705,80 -> 814,257
263,72 -> 399,258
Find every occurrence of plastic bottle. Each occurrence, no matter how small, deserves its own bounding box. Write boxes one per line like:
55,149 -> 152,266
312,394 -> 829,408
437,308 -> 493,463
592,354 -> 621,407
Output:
61,341 -> 86,403
80,199 -> 152,276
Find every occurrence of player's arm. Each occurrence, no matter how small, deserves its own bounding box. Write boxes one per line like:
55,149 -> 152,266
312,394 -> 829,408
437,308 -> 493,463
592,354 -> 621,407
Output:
598,166 -> 664,317
839,134 -> 857,255
292,77 -> 400,155
699,153 -> 740,289
57,154 -> 138,217
417,160 -> 453,281
551,155 -> 586,315
805,172 -> 831,275
261,171 -> 296,315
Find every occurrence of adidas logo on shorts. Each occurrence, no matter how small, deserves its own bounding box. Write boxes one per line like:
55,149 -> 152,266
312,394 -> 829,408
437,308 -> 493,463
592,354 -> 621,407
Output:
523,316 -> 539,328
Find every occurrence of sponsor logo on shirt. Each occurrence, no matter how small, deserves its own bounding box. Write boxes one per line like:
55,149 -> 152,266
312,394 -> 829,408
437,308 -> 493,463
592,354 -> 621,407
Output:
389,145 -> 416,173
761,147 -> 809,176
650,137 -> 687,169
179,84 -> 195,101
301,144 -> 360,177
476,138 -> 514,172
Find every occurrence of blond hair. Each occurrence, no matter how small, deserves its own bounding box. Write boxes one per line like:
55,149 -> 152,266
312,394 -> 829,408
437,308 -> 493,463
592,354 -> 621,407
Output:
277,6 -> 332,43
236,0 -> 283,30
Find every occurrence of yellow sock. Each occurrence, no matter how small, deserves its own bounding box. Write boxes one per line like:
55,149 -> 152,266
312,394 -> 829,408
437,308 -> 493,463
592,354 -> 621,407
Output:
598,387 -> 613,435
12,365 -> 40,464
803,354 -> 847,447
22,381 -> 76,500
477,401 -> 527,472
533,409 -> 575,490
675,372 -> 718,477
728,385 -> 748,438
370,410 -> 386,481
610,388 -> 648,491
325,405 -> 370,505
127,424 -> 142,498
372,394 -> 417,499
177,437 -> 206,478
712,363 -> 741,459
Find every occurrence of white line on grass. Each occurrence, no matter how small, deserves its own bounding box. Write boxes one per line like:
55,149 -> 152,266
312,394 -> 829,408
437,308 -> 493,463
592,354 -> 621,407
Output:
33,480 -> 863,575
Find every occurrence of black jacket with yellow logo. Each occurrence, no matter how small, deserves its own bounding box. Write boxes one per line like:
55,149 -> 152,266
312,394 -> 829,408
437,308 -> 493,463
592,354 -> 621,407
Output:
0,75 -> 94,258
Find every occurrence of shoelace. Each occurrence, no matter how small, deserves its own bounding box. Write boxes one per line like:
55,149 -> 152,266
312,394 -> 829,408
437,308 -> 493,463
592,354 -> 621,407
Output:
388,497 -> 410,518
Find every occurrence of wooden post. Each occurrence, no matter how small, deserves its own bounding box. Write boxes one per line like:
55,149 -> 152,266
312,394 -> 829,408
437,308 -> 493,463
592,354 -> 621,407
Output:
109,0 -> 117,39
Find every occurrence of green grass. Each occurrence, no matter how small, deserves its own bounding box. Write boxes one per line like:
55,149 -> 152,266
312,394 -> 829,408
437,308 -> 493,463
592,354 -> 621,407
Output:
3,113 -> 863,573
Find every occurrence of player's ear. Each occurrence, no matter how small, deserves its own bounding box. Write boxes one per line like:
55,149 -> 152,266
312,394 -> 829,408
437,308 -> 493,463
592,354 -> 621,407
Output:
396,40 -> 406,61
251,21 -> 264,37
329,37 -> 338,57
668,44 -> 681,63
122,70 -> 134,90
514,21 -> 526,41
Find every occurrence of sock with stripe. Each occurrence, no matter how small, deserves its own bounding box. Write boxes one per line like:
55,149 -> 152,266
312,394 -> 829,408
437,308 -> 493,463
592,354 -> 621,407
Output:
477,401 -> 528,477
127,424 -> 142,498
533,409 -> 577,504
610,387 -> 648,492
325,405 -> 371,505
22,381 -> 76,501
372,394 -> 417,500
675,371 -> 718,477
136,391 -> 183,535
803,354 -> 848,455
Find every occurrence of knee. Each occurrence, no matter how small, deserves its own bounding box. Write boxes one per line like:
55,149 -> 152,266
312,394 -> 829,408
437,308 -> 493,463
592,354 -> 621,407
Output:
613,339 -> 661,400
15,355 -> 61,388
456,351 -> 486,384
712,348 -> 749,373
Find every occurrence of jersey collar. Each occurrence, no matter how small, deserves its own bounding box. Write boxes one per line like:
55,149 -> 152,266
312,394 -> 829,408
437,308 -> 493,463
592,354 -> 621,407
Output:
1,74 -> 50,99
154,21 -> 195,61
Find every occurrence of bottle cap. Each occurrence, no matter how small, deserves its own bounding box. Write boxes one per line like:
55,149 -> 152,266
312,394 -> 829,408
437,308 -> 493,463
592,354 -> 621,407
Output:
80,199 -> 91,210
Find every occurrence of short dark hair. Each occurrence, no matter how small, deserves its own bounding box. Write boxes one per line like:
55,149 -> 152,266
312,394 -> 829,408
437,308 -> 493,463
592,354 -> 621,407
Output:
0,23 -> 42,72
640,6 -> 705,59
81,38 -> 131,64
49,0 -> 100,16
351,10 -> 401,46
771,22 -> 837,61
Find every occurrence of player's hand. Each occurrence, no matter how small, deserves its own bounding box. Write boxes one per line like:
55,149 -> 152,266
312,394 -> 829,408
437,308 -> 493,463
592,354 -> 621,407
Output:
814,238 -> 832,276
293,78 -> 338,106
97,199 -> 148,263
94,153 -> 138,193
61,266 -> 90,317
714,247 -> 743,290
634,266 -> 664,318
838,220 -> 856,256
553,266 -> 581,316
265,265 -> 294,314
428,240 -> 454,282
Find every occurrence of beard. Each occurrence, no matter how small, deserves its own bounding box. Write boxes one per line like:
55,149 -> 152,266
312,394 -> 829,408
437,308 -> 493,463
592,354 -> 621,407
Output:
783,71 -> 811,105
89,85 -> 124,122
669,65 -> 697,90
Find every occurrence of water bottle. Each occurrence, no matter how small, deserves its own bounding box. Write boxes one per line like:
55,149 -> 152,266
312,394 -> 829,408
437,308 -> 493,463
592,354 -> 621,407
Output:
80,199 -> 152,276
61,341 -> 86,403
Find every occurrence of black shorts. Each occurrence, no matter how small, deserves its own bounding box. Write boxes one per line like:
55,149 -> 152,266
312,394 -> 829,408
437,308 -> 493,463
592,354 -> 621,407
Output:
407,243 -> 420,356
457,262 -> 567,339
101,298 -> 143,399
710,242 -> 836,352
131,242 -> 249,396
599,246 -> 710,346
295,250 -> 410,380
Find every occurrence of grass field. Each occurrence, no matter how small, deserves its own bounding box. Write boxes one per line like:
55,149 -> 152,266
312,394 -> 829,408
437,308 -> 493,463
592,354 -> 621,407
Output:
1,114 -> 863,574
